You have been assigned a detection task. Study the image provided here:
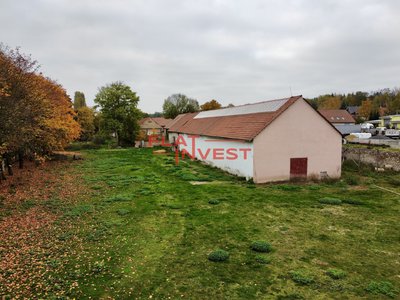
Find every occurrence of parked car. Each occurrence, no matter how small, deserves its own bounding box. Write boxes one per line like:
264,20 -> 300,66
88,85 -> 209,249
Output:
385,129 -> 400,139
361,123 -> 374,129
376,127 -> 386,135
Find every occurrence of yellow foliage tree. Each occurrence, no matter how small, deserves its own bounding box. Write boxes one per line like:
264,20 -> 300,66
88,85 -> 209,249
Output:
0,45 -> 81,172
358,100 -> 373,120
318,95 -> 342,109
200,99 -> 222,111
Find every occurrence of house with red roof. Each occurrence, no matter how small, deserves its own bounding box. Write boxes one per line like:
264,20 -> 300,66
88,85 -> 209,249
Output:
167,96 -> 342,183
318,109 -> 355,125
139,117 -> 172,140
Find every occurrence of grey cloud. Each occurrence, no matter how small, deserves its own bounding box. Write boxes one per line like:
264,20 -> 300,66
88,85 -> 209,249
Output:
1,0 -> 399,112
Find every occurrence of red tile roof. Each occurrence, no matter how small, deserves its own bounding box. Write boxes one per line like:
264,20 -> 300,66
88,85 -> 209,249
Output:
139,117 -> 172,128
168,96 -> 302,141
153,117 -> 172,127
318,109 -> 355,124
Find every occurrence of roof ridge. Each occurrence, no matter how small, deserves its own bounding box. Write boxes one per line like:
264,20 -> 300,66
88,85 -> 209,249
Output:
217,95 -> 302,110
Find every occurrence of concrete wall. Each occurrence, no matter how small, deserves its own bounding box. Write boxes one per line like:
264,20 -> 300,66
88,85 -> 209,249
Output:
176,133 -> 254,179
253,99 -> 342,183
343,147 -> 400,171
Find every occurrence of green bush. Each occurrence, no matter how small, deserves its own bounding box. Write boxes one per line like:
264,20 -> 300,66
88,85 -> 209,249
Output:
318,197 -> 342,205
255,255 -> 271,264
326,268 -> 347,279
366,281 -> 398,298
92,133 -> 110,145
342,198 -> 364,205
116,208 -> 131,216
289,270 -> 315,285
250,241 -> 272,253
208,249 -> 229,262
208,199 -> 220,205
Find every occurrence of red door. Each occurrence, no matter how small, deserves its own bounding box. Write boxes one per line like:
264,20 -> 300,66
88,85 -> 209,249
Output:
290,158 -> 308,179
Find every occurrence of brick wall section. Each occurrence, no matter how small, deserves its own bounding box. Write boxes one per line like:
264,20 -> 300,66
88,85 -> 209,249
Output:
343,147 -> 400,171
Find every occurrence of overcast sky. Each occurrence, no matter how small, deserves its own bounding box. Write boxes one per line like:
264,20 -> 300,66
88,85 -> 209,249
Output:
1,0 -> 399,113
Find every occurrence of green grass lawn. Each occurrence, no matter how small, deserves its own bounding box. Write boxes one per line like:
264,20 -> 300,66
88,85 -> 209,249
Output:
3,147 -> 400,299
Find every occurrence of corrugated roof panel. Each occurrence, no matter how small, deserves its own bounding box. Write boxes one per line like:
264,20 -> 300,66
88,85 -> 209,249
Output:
194,98 -> 290,119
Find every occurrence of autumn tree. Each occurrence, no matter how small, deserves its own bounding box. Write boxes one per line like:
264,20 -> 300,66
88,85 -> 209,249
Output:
358,100 -> 373,120
308,88 -> 400,118
317,95 -> 342,109
344,91 -> 368,107
31,75 -> 80,152
94,82 -> 141,146
163,94 -> 199,119
73,91 -> 86,110
76,107 -> 95,141
0,44 -> 80,175
200,99 -> 222,111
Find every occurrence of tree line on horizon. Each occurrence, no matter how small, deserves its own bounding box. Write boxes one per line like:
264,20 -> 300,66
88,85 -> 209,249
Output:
74,91 -> 226,145
307,89 -> 400,121
156,89 -> 400,121
71,86 -> 400,150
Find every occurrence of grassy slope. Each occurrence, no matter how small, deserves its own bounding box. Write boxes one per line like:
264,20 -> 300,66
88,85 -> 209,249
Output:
56,148 -> 399,299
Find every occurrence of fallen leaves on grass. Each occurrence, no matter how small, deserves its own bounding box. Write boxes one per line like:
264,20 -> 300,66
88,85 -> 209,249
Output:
0,160 -> 87,299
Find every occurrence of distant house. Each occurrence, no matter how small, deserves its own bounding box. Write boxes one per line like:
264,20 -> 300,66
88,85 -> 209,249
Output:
346,106 -> 359,118
139,117 -> 172,139
318,109 -> 356,125
380,115 -> 400,129
168,96 -> 342,183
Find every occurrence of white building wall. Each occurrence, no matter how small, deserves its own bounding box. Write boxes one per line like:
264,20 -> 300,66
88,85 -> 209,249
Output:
168,132 -> 179,144
176,133 -> 254,179
253,99 -> 342,183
